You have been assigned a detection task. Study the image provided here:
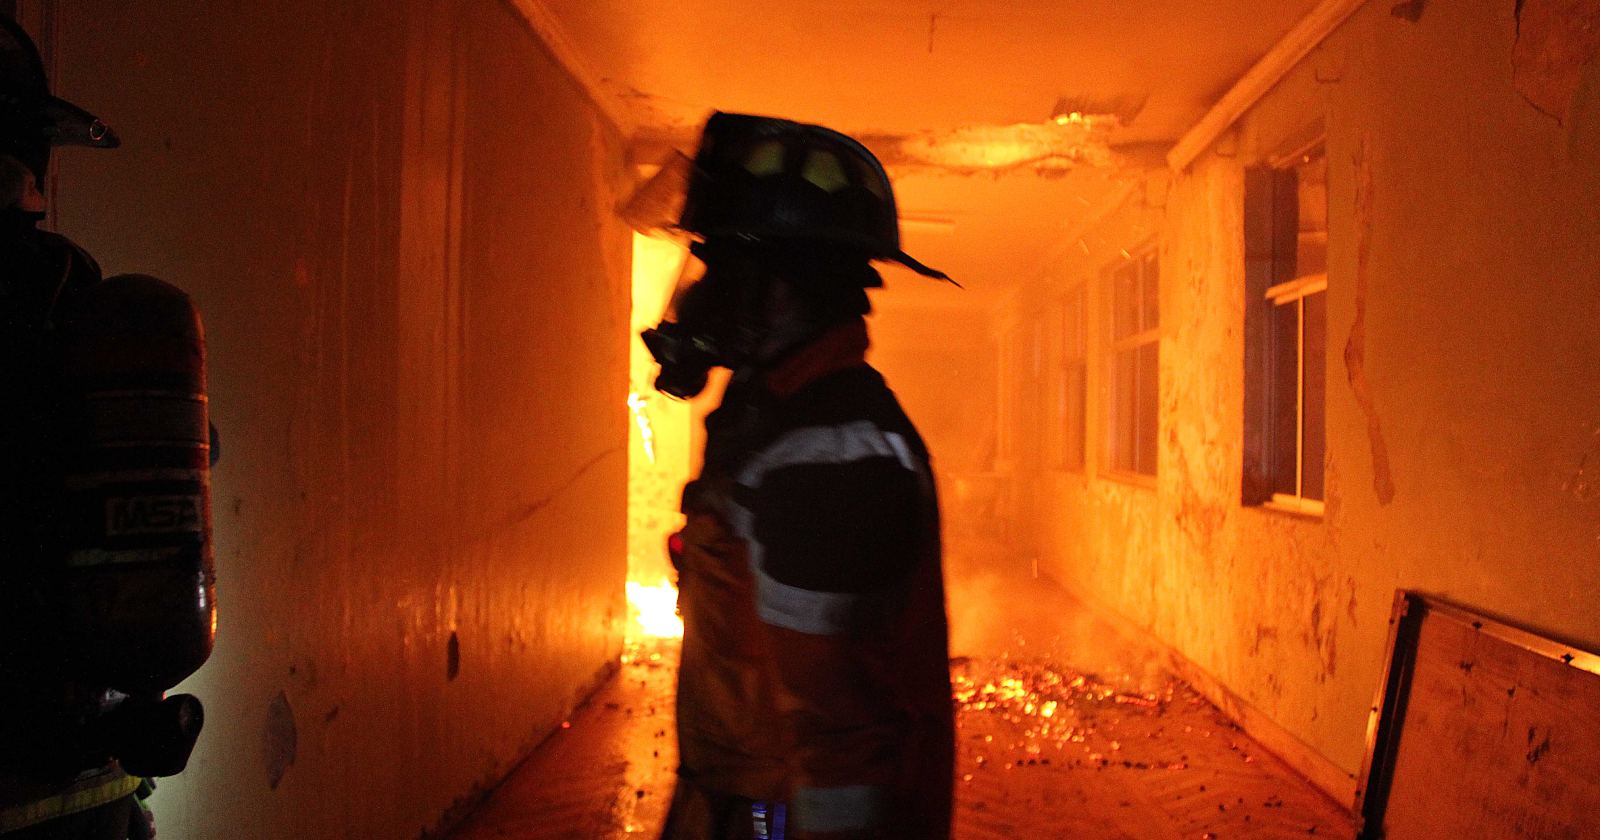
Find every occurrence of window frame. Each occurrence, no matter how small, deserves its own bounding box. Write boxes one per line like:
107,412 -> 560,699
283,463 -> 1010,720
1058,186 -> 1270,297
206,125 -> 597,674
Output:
1264,273 -> 1327,517
1103,245 -> 1160,484
1051,283 -> 1089,474
1243,135 -> 1328,516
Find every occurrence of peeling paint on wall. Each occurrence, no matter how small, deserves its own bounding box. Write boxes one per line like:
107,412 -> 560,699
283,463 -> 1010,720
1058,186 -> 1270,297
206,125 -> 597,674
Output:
1390,0 -> 1427,22
1303,575 -> 1359,684
1566,425 -> 1600,550
1513,0 -> 1600,124
265,690 -> 298,791
1564,425 -> 1600,503
1170,434 -> 1227,552
1311,599 -> 1338,680
1344,138 -> 1397,506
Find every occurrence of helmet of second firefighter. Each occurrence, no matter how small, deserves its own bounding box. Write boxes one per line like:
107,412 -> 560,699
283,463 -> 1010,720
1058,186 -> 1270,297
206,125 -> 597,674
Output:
0,16 -> 119,189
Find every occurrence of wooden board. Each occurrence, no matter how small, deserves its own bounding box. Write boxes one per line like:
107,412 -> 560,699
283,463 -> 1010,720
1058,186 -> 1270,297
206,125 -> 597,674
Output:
1355,592 -> 1600,839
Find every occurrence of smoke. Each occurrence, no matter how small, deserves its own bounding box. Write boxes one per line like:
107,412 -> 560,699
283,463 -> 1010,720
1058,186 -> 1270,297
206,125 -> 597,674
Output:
943,545 -> 1168,695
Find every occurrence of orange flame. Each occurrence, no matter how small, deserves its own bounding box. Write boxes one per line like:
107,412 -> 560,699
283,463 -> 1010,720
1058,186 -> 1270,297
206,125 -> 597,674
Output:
626,578 -> 683,639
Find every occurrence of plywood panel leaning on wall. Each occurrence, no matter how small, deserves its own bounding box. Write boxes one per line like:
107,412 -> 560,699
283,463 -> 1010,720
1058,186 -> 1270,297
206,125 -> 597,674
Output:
1356,592 -> 1600,839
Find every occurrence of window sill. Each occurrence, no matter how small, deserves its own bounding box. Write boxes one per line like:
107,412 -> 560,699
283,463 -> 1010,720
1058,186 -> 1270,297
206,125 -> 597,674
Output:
1101,469 -> 1157,491
1259,495 -> 1325,520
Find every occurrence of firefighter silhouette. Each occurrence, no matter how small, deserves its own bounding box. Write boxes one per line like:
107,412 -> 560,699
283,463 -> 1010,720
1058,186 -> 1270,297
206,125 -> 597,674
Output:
2,15 -> 213,838
645,112 -> 955,840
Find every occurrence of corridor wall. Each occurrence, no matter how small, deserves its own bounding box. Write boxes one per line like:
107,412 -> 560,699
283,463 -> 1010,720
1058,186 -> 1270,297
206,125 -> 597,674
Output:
44,1 -> 632,835
1007,0 -> 1600,803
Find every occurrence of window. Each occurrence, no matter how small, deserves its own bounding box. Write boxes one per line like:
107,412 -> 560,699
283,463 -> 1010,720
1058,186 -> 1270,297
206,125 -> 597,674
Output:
1053,286 -> 1088,472
1244,142 -> 1326,513
1106,248 -> 1159,477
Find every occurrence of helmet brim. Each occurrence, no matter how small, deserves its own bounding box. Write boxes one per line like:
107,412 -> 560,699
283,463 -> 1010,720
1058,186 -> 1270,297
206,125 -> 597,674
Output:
887,250 -> 959,286
40,95 -> 119,149
2,16 -> 118,150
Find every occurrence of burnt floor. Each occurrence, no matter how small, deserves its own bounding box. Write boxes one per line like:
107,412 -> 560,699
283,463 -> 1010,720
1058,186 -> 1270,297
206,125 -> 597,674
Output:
446,574 -> 1354,840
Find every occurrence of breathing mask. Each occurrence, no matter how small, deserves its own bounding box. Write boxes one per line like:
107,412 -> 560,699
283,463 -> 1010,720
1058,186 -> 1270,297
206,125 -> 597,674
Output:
641,240 -> 780,399
635,111 -> 957,399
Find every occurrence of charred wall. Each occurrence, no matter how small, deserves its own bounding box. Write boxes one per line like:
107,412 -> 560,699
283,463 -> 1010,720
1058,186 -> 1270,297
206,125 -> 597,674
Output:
1012,0 -> 1600,803
43,1 -> 631,836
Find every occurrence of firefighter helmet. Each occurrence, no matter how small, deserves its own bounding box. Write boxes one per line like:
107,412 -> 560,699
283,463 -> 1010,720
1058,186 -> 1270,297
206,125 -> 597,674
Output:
0,15 -> 119,182
680,112 -> 950,282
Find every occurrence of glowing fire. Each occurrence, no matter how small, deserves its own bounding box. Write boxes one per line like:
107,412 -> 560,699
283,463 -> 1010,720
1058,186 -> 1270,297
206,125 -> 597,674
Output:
892,119 -> 1117,172
626,578 -> 683,639
627,391 -> 657,464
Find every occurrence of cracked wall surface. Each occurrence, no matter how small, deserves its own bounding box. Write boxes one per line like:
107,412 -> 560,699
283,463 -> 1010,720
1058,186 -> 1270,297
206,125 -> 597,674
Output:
48,1 -> 632,836
1007,0 -> 1600,804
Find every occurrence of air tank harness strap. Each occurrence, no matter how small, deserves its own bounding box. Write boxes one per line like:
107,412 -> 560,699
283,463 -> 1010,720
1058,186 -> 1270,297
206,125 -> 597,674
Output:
0,773 -> 142,834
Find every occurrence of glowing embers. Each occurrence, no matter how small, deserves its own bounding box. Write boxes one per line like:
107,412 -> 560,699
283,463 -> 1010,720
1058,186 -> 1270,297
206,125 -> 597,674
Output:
951,656 -> 1186,774
626,578 -> 683,640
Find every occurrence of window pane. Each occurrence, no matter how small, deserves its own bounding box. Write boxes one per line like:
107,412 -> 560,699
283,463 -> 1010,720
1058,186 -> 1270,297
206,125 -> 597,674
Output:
1136,341 -> 1159,476
1112,348 -> 1138,472
1269,300 -> 1299,496
1063,363 -> 1086,471
1113,264 -> 1139,341
1063,289 -> 1085,360
1141,252 -> 1160,332
1296,234 -> 1327,280
1301,291 -> 1326,500
1296,150 -> 1328,278
1061,288 -> 1087,472
1297,151 -> 1328,234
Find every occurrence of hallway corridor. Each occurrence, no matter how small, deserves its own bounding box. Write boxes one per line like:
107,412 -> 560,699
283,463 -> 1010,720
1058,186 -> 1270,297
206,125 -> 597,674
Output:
12,1 -> 1599,835
446,575 -> 1353,839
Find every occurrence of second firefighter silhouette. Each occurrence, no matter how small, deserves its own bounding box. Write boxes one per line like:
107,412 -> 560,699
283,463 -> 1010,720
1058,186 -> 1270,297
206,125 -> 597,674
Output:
644,113 -> 955,840
1,14 -> 214,838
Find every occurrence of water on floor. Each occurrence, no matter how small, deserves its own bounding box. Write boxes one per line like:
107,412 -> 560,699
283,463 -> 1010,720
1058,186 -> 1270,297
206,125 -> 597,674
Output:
446,573 -> 1354,839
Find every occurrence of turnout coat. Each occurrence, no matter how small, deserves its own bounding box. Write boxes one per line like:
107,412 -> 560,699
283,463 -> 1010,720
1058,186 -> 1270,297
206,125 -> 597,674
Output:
666,319 -> 954,840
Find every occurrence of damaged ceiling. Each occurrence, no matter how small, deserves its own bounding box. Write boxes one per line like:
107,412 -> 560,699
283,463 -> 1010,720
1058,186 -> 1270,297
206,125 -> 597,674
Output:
533,0 -> 1323,301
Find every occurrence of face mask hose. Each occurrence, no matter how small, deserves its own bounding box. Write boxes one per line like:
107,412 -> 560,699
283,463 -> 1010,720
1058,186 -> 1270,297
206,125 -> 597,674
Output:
642,242 -> 775,399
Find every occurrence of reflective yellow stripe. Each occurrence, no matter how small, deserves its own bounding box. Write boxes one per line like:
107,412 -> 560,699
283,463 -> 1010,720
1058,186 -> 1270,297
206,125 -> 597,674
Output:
0,773 -> 141,833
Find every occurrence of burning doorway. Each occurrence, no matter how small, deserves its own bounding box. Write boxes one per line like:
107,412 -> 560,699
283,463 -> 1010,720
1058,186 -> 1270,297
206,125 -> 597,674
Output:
626,231 -> 690,641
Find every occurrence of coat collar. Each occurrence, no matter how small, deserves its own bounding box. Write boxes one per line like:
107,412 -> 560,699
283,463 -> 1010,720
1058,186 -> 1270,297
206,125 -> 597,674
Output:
761,317 -> 870,399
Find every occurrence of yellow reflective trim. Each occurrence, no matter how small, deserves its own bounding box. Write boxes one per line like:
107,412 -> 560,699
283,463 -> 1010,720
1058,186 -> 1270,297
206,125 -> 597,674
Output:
802,150 -> 849,193
743,140 -> 786,177
0,773 -> 141,833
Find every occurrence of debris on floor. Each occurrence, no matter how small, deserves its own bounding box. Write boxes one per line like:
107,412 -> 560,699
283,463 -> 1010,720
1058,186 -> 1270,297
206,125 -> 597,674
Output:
447,580 -> 1355,839
951,652 -> 1350,839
